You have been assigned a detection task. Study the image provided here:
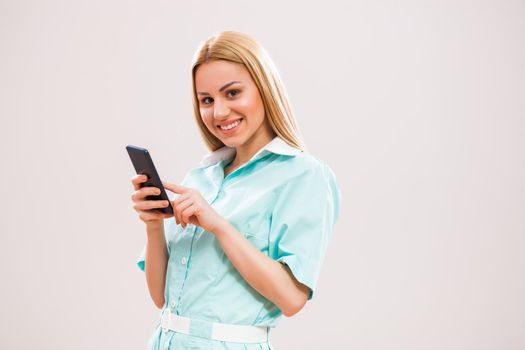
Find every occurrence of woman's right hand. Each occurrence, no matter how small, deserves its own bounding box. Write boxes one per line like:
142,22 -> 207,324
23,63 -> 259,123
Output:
130,174 -> 172,225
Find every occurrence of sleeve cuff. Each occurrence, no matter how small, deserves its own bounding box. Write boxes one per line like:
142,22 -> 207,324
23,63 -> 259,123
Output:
277,256 -> 314,301
137,245 -> 146,272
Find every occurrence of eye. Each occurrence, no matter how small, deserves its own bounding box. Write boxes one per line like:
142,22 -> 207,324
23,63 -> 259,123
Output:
201,96 -> 213,105
227,89 -> 239,98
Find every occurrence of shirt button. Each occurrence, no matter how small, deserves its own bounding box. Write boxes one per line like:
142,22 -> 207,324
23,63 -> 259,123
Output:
170,300 -> 176,308
181,257 -> 187,265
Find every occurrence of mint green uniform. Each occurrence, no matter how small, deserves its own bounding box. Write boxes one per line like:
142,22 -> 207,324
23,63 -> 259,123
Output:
137,136 -> 341,349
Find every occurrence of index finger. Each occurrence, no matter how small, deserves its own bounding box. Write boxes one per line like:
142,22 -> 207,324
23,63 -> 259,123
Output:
162,181 -> 188,194
131,174 -> 148,190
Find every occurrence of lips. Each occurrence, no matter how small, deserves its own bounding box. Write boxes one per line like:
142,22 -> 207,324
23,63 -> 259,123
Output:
217,118 -> 242,129
217,118 -> 243,134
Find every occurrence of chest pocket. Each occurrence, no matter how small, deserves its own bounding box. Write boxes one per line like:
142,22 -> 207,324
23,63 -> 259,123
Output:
235,207 -> 271,255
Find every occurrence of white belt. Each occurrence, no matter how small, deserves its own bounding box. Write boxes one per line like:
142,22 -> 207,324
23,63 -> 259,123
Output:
160,308 -> 269,344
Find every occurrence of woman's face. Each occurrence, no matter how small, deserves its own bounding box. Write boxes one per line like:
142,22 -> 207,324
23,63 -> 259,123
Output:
195,60 -> 272,150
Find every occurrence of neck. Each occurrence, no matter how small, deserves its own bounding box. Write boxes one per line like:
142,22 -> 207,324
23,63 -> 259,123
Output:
231,122 -> 276,167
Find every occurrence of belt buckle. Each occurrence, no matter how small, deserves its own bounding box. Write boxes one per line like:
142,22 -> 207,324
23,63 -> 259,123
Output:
160,308 -> 172,333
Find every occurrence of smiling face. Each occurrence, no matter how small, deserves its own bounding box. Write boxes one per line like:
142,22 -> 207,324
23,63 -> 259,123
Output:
195,59 -> 275,152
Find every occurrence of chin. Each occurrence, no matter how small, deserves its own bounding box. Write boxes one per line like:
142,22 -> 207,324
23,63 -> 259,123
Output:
217,134 -> 247,148
220,139 -> 242,148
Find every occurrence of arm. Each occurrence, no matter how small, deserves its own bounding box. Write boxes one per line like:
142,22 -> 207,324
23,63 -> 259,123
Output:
213,219 -> 310,317
162,181 -> 311,317
144,221 -> 169,309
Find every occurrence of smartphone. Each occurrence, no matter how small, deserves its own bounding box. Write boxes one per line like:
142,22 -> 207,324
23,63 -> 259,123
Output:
126,145 -> 174,215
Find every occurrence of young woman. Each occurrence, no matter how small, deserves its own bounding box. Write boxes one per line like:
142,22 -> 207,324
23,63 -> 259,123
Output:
130,31 -> 341,350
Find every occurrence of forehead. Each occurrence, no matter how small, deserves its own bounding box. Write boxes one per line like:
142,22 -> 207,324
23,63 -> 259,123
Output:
195,60 -> 252,90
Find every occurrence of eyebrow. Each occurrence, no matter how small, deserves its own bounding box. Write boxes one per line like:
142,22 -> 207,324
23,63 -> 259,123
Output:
197,81 -> 242,95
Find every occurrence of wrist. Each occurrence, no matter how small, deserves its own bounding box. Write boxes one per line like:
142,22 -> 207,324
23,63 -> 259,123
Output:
211,217 -> 232,238
146,221 -> 164,235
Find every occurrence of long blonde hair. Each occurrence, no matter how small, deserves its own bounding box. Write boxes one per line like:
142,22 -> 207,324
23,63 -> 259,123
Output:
190,31 -> 305,152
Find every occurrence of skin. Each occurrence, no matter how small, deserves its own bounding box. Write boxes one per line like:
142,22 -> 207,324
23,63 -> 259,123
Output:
130,59 -> 309,317
195,59 -> 276,175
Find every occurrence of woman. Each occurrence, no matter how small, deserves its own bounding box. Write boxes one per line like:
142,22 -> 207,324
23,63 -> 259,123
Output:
130,31 -> 341,350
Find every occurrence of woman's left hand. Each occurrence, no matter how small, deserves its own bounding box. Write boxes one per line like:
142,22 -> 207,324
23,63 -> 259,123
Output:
162,181 -> 226,234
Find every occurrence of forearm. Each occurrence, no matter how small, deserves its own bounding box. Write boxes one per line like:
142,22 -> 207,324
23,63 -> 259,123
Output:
145,222 -> 169,309
213,219 -> 309,317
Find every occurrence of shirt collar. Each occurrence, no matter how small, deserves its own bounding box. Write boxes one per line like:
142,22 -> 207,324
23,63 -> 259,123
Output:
199,136 -> 302,168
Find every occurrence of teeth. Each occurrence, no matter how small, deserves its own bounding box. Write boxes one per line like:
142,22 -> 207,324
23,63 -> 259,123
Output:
220,120 -> 241,130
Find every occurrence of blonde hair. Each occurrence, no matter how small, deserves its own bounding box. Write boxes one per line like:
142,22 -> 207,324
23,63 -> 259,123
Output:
190,31 -> 305,152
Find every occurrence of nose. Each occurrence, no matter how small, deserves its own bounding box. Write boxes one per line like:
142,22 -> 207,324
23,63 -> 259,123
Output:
213,100 -> 230,120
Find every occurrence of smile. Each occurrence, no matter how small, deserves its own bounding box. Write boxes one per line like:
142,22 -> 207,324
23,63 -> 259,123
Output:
218,118 -> 242,132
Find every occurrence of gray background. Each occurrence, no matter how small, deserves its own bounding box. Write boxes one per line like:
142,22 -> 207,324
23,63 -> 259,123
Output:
1,0 -> 524,349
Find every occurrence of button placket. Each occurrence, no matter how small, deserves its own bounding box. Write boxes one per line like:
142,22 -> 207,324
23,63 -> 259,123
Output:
175,224 -> 198,312
170,225 -> 194,313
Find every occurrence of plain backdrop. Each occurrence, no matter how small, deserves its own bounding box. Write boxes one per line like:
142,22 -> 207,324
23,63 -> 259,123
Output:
1,0 -> 524,349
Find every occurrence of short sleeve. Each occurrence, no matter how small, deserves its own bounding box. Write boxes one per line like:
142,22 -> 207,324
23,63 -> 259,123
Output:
136,245 -> 147,272
269,161 -> 341,300
136,217 -> 173,272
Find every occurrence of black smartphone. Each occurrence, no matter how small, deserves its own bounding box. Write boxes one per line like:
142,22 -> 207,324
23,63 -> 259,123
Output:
126,145 -> 174,215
